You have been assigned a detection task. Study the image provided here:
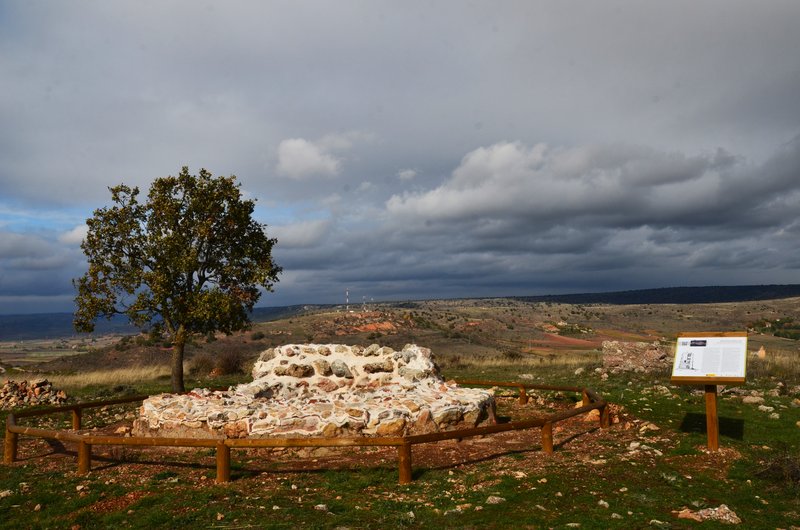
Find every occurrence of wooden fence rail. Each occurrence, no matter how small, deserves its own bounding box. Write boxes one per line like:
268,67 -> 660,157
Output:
4,380 -> 608,484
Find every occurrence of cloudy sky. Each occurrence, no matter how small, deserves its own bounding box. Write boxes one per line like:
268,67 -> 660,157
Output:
1,1 -> 799,314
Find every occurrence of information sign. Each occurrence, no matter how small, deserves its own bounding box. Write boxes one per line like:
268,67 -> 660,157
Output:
671,331 -> 747,384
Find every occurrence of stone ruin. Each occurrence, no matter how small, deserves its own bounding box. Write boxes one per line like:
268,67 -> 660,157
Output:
1,379 -> 67,410
602,340 -> 672,374
133,344 -> 496,439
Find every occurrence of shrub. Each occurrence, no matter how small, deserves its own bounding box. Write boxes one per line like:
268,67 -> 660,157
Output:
190,351 -> 246,376
756,444 -> 800,488
216,350 -> 244,375
189,353 -> 216,376
250,331 -> 266,341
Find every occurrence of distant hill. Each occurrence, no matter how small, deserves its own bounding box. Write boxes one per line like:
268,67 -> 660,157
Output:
0,305 -> 312,342
3,285 -> 800,341
0,313 -> 137,342
513,284 -> 800,305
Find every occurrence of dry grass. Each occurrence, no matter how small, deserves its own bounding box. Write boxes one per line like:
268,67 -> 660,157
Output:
43,365 -> 181,389
438,350 -> 601,372
748,348 -> 800,383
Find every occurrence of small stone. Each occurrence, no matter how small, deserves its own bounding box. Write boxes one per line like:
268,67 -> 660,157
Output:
284,364 -> 315,378
363,359 -> 394,373
769,412 -> 780,420
272,505 -> 280,510
676,507 -> 703,522
34,504 -> 41,511
696,504 -> 741,524
330,360 -> 353,378
376,417 -> 406,436
0,490 -> 12,499
313,360 -> 332,376
598,500 -> 609,508
314,504 -> 328,512
486,496 -> 506,505
611,513 -> 623,519
216,513 -> 224,521
537,478 -> 548,483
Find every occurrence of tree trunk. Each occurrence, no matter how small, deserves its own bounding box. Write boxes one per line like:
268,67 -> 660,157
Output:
171,325 -> 186,393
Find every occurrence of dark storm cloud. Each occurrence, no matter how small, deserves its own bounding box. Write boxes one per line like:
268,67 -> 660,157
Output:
1,1 -> 799,312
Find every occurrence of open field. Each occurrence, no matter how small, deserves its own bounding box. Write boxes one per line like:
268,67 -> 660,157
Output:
2,297 -> 800,527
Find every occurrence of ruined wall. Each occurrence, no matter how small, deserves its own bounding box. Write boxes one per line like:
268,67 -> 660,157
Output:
133,343 -> 495,439
602,340 -> 672,374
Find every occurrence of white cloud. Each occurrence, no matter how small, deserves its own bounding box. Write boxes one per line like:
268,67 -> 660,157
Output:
385,140 -> 760,227
318,131 -> 374,151
59,224 -> 88,245
274,131 -> 374,180
397,168 -> 417,181
276,138 -> 342,179
3,2 -> 800,311
271,219 -> 331,249
356,181 -> 375,193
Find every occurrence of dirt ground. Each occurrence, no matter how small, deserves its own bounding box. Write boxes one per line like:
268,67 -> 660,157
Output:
7,397 -> 725,487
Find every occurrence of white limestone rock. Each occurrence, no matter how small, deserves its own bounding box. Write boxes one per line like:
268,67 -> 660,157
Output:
134,343 -> 495,439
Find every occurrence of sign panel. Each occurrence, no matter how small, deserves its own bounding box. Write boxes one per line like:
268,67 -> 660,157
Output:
670,331 -> 747,384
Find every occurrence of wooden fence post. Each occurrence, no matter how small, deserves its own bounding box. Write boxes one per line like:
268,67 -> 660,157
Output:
582,390 -> 590,407
3,430 -> 18,464
77,441 -> 91,474
704,385 -> 719,451
398,442 -> 413,484
71,408 -> 82,431
518,386 -> 528,405
541,422 -> 553,453
600,405 -> 610,428
216,442 -> 231,483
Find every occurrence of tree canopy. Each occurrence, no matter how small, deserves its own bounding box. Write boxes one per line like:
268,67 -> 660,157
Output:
74,167 -> 281,392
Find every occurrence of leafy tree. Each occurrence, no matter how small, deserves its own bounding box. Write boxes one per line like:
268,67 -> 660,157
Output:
74,167 -> 281,392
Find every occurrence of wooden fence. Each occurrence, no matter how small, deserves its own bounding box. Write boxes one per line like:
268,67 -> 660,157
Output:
4,380 -> 609,484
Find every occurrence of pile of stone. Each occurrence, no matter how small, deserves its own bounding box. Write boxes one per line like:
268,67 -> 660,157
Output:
602,341 -> 672,374
675,504 -> 741,524
0,379 -> 67,409
134,343 -> 496,439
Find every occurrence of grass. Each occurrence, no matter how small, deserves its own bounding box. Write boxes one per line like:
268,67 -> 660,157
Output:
45,366 -> 174,390
3,359 -> 799,528
3,298 -> 800,527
